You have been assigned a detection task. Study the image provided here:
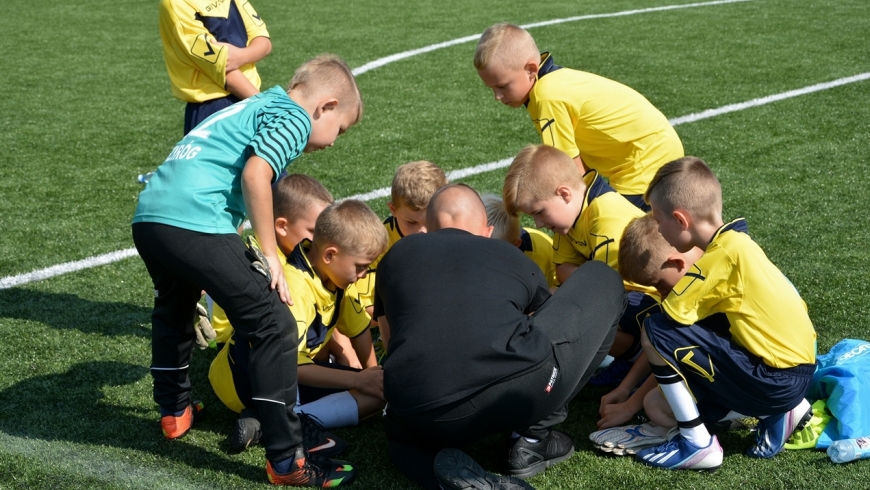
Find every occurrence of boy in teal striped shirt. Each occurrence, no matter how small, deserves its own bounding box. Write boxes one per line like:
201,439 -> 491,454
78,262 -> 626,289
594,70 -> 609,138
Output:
132,54 -> 361,487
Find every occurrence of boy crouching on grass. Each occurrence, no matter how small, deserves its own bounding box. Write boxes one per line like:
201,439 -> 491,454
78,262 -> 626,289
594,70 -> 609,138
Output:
210,200 -> 388,454
633,156 -> 816,471
132,54 -> 362,487
503,144 -> 656,386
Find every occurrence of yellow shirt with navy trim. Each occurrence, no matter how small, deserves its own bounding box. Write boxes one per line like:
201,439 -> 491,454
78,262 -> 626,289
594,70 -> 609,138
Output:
285,240 -> 371,365
552,170 -> 656,295
159,0 -> 269,103
355,215 -> 404,311
526,53 -> 683,195
519,228 -> 559,288
662,218 -> 817,369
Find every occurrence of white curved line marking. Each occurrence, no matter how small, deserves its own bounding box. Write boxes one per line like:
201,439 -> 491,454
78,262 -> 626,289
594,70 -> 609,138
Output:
352,0 -> 753,76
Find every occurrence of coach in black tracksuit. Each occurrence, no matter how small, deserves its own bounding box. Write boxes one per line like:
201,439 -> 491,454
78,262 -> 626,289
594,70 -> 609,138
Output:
374,184 -> 626,489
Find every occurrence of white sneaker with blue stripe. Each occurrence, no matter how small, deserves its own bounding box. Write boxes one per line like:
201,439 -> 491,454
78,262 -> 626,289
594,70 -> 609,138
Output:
635,433 -> 723,471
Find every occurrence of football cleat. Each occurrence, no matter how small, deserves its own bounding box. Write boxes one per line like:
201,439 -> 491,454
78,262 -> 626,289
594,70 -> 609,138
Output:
435,448 -> 534,490
506,430 -> 574,479
635,433 -> 723,471
266,446 -> 356,487
746,399 -> 813,458
161,401 -> 205,440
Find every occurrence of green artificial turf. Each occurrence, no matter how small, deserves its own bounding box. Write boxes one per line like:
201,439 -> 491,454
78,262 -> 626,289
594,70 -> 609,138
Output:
1,0 -> 869,488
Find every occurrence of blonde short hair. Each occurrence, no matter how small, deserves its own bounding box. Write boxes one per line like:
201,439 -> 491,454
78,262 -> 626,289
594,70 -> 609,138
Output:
645,156 -> 722,222
481,193 -> 520,243
314,200 -> 388,258
273,174 -> 334,223
618,214 -> 674,286
503,145 -> 583,216
288,54 -> 363,123
474,23 -> 540,70
391,160 -> 448,211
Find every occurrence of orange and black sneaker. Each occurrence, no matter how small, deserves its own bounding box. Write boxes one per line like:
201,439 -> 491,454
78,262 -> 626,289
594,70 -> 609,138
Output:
160,401 -> 205,440
266,446 -> 356,487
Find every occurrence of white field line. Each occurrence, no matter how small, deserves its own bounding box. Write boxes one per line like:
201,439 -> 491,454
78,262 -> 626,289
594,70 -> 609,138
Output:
351,0 -> 753,76
0,433 -> 209,490
3,74 -> 868,290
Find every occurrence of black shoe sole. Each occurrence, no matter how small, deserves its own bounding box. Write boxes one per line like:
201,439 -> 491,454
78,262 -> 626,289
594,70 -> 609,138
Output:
507,446 -> 575,479
435,448 -> 535,490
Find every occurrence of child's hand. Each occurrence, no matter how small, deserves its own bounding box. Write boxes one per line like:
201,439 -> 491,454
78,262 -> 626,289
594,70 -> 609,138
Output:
599,387 -> 630,414
355,366 -> 384,400
597,401 -> 636,430
265,255 -> 292,305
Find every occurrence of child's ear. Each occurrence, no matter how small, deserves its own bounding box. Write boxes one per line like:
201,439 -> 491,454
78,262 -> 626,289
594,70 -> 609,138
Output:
387,201 -> 397,216
665,253 -> 688,273
322,245 -> 339,264
555,185 -> 573,203
524,60 -> 539,81
672,209 -> 691,231
315,98 -> 339,118
275,217 -> 288,237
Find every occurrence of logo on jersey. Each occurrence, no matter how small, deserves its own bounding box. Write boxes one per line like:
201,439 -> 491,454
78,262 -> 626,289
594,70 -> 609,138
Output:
243,2 -> 265,26
670,264 -> 706,297
191,33 -> 221,64
675,346 -> 715,383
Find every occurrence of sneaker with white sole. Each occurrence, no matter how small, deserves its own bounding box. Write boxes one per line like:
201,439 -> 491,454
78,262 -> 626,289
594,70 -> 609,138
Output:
746,399 -> 813,458
635,433 -> 723,471
589,423 -> 676,456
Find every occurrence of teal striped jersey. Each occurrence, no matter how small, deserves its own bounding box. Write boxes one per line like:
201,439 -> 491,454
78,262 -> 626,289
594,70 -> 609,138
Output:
133,86 -> 311,234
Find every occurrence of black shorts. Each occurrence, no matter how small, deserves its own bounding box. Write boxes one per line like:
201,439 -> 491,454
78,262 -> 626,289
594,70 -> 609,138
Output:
644,312 -> 814,421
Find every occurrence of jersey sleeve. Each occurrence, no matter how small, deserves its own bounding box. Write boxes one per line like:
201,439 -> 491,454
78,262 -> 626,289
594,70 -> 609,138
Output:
237,0 -> 270,41
337,284 -> 371,339
249,107 -> 310,179
529,97 -> 580,159
158,0 -> 228,88
552,233 -> 587,266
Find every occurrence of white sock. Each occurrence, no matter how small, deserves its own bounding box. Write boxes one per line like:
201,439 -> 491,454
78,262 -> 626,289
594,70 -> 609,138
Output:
658,382 -> 711,447
295,391 -> 359,429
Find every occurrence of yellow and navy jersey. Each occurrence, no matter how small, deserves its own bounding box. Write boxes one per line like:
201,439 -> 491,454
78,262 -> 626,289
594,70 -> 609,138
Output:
285,240 -> 371,365
552,170 -> 656,295
355,215 -> 404,311
158,0 -> 269,103
662,218 -> 817,369
518,228 -> 559,288
526,53 -> 684,196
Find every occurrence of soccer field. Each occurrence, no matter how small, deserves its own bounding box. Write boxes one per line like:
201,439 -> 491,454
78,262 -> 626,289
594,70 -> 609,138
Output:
1,0 -> 869,488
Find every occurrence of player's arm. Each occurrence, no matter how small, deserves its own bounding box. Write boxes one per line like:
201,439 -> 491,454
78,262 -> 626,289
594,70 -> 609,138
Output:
241,155 -> 290,304
555,263 -> 579,285
326,331 -> 362,369
213,36 -> 272,72
225,70 -> 260,99
297,363 -> 384,400
531,98 -> 581,163
349,329 -> 378,369
573,155 -> 588,175
598,351 -> 652,428
552,233 -> 587,285
376,315 -> 391,352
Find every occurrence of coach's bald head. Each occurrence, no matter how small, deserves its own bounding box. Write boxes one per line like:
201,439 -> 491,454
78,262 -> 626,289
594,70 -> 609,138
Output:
426,183 -> 494,237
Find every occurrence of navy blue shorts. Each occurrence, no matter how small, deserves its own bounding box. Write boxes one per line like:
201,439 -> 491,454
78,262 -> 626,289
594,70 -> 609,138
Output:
184,95 -> 242,135
615,292 -> 658,360
644,312 -> 814,422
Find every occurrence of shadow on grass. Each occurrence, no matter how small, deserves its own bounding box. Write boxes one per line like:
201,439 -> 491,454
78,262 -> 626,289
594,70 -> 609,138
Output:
0,360 -> 264,483
0,288 -> 151,338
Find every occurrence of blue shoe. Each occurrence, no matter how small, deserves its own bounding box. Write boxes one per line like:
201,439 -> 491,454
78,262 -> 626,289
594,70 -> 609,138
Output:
588,359 -> 633,387
635,433 -> 723,471
746,399 -> 812,458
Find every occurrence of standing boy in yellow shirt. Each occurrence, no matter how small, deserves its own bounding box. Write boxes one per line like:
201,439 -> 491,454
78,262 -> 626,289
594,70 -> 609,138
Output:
475,23 -> 683,210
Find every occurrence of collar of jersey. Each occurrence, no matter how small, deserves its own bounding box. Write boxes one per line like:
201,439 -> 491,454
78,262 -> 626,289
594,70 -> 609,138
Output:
537,52 -> 562,79
386,215 -> 405,238
710,217 -> 750,245
287,239 -> 316,277
572,170 -> 616,228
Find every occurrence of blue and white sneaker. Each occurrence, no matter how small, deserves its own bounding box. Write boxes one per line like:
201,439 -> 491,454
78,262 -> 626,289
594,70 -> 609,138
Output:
589,423 -> 676,455
635,433 -> 723,471
746,399 -> 812,458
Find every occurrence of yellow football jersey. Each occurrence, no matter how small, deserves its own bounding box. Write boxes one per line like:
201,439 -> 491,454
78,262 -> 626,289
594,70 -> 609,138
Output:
158,0 -> 269,103
526,53 -> 683,196
355,215 -> 404,310
518,228 -> 559,288
552,171 -> 656,295
663,218 -> 817,368
286,240 -> 371,365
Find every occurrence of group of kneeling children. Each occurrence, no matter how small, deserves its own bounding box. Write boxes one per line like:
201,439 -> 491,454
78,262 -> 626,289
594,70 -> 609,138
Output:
134,21 -> 817,487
